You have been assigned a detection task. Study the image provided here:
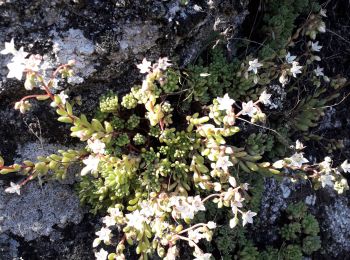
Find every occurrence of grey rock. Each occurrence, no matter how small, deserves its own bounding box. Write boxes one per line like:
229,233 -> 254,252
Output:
0,181 -> 83,241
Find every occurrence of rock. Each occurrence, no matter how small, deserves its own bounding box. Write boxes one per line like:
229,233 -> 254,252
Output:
0,180 -> 83,241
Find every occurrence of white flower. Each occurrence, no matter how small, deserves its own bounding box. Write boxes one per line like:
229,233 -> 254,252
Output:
95,248 -> 108,260
259,90 -> 272,105
95,227 -> 112,244
136,58 -> 152,74
295,140 -> 305,150
319,157 -> 332,174
157,57 -> 172,70
320,174 -> 334,188
247,59 -> 263,74
207,221 -> 217,229
126,210 -> 147,230
314,66 -> 324,77
0,38 -> 16,55
285,52 -> 296,64
318,21 -> 326,33
140,201 -> 156,218
60,91 -> 69,104
320,8 -> 327,17
215,155 -> 233,172
241,101 -> 257,117
190,195 -> 206,212
311,41 -> 322,52
102,215 -> 116,227
217,93 -> 235,111
242,210 -> 257,226
341,160 -> 350,173
229,176 -> 237,187
6,61 -> 26,80
188,229 -> 204,243
108,207 -> 123,218
51,91 -> 69,108
88,139 -> 106,154
200,73 -> 210,77
288,152 -> 309,168
4,182 -> 21,195
229,217 -> 239,228
81,155 -> 100,176
194,253 -> 212,260
290,61 -> 303,77
14,100 -> 32,114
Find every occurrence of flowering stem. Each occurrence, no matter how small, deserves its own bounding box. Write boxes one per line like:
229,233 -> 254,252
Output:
178,223 -> 208,235
235,100 -> 261,118
20,94 -> 49,102
202,193 -> 221,203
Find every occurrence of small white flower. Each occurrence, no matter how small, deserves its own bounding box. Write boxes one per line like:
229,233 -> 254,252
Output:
108,207 -> 123,218
320,8 -> 327,17
241,101 -> 257,117
295,140 -> 306,150
200,73 -> 210,77
4,182 -> 21,195
318,21 -> 326,33
188,229 -> 204,243
229,176 -> 237,187
215,156 -> 233,172
288,152 -> 309,168
95,227 -> 112,244
311,41 -> 322,52
0,38 -> 16,55
126,210 -> 147,231
59,91 -> 69,104
11,47 -> 29,64
242,210 -> 257,226
136,58 -> 152,74
259,90 -> 272,105
213,182 -> 221,191
320,174 -> 334,188
247,59 -> 263,74
50,91 -> 69,107
87,139 -> 106,154
207,221 -> 217,229
341,160 -> 350,173
229,217 -> 239,228
314,66 -> 324,77
81,155 -> 100,176
102,215 -> 116,227
217,93 -> 235,111
285,52 -> 296,64
290,61 -> 303,78
319,157 -> 332,174
95,248 -> 108,260
189,195 -> 206,212
157,57 -> 172,70
194,253 -> 212,260
6,61 -> 26,80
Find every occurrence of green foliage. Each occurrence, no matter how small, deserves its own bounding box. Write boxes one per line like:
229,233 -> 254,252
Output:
260,0 -> 320,59
99,91 -> 119,113
280,202 -> 321,256
282,244 -> 303,260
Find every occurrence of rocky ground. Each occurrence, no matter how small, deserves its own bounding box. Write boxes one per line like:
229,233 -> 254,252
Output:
0,0 -> 349,259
